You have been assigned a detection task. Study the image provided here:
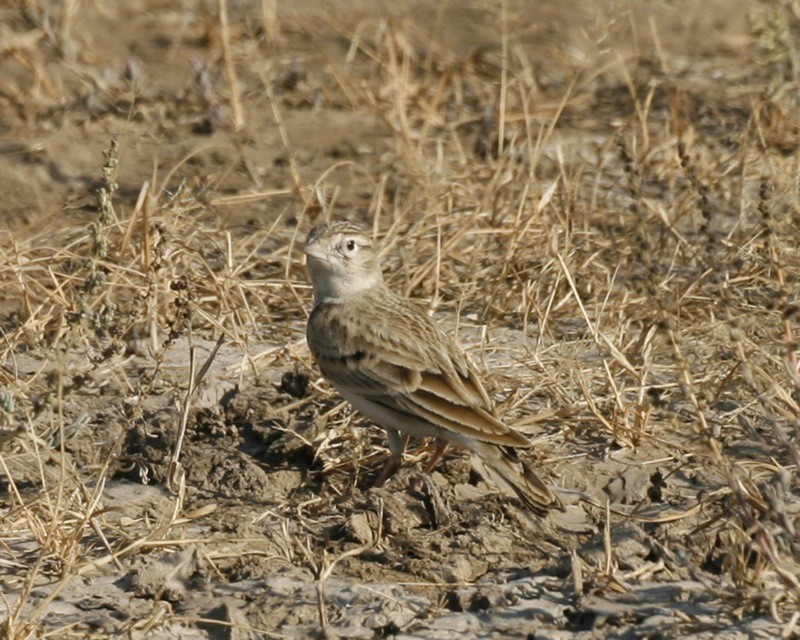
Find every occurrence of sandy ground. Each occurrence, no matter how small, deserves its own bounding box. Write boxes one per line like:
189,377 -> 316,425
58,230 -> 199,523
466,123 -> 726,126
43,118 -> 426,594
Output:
1,1 -> 799,638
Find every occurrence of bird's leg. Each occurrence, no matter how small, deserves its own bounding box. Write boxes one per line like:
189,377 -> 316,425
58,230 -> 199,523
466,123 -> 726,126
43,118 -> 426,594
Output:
373,458 -> 400,487
423,439 -> 449,474
373,428 -> 406,487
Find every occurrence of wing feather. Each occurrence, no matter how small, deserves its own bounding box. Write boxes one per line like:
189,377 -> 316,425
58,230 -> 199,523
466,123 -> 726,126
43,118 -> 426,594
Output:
308,291 -> 529,447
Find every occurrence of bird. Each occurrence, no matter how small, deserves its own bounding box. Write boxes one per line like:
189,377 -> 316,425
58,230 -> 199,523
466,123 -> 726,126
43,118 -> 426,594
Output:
303,219 -> 561,516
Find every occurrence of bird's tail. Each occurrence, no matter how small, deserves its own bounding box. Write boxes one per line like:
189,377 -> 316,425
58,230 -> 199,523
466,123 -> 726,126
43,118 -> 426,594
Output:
469,441 -> 563,517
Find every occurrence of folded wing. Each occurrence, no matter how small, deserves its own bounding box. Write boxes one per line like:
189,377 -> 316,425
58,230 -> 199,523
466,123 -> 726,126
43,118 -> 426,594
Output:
308,293 -> 531,448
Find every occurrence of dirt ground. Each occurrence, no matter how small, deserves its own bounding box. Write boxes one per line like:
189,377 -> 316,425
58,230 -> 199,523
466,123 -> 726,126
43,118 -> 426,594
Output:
1,0 -> 800,638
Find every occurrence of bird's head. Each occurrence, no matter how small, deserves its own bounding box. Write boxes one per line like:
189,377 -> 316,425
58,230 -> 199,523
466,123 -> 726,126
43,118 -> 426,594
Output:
304,220 -> 384,302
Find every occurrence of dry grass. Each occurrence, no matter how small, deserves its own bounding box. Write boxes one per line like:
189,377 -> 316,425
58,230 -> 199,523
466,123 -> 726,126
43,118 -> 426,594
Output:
1,0 -> 799,637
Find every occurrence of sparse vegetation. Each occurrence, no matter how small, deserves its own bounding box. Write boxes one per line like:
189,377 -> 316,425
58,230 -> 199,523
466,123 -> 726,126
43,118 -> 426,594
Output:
0,1 -> 799,637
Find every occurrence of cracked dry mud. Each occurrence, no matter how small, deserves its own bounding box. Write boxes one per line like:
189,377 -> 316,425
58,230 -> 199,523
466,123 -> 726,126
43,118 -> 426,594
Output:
2,0 -> 799,638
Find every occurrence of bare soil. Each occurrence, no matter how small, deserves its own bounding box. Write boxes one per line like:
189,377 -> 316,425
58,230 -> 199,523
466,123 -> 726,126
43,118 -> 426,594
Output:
1,1 -> 799,638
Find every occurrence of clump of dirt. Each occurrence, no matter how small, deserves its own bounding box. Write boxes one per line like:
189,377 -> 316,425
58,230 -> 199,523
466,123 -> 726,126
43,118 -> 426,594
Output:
2,0 -> 799,638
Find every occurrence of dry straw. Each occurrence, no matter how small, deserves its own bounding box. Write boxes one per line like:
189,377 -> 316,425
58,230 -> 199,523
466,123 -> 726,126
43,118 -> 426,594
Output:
1,1 -> 799,637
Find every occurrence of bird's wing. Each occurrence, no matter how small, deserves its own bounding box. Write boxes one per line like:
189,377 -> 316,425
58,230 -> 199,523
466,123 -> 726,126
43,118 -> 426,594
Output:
308,293 -> 530,447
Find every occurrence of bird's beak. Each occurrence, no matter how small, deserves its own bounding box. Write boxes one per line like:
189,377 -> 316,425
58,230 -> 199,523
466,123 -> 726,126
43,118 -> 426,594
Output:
303,241 -> 327,261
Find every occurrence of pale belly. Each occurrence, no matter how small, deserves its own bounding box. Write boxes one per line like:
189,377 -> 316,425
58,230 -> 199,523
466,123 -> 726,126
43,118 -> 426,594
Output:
335,385 -> 473,450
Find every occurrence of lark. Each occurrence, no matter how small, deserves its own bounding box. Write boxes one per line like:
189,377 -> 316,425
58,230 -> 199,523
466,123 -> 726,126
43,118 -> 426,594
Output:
304,220 -> 561,516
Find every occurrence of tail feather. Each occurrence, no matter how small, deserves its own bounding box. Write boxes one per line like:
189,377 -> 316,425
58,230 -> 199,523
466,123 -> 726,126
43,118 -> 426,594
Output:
469,441 -> 562,516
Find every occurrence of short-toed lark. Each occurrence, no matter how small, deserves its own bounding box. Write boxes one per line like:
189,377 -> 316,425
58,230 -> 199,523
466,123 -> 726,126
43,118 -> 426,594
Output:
304,220 -> 560,515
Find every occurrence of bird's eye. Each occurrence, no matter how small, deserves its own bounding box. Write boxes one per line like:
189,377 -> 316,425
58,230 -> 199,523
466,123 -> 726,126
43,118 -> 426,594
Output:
342,238 -> 358,254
